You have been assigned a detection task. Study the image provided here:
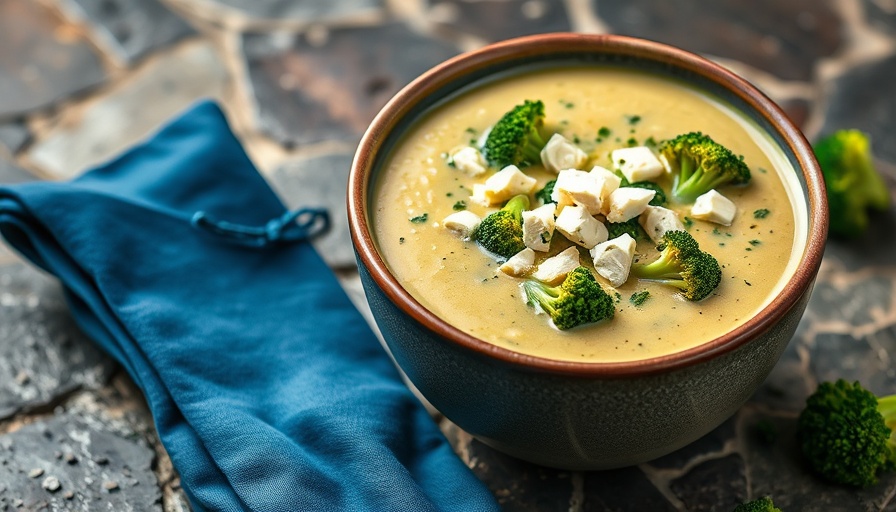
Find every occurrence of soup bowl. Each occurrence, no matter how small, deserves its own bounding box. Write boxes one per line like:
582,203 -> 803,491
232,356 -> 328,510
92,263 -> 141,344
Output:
347,33 -> 827,469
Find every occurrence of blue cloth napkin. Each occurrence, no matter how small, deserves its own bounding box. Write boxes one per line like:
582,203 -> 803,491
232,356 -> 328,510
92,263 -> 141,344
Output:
0,101 -> 500,512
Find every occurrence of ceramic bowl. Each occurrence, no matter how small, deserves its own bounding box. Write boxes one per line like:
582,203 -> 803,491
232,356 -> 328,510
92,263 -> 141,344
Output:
348,33 -> 827,470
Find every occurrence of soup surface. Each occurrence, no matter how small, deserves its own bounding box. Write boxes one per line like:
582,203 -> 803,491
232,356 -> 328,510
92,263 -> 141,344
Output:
373,66 -> 804,363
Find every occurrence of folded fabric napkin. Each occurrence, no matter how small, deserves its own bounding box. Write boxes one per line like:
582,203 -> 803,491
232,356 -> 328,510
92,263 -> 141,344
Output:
0,101 -> 500,512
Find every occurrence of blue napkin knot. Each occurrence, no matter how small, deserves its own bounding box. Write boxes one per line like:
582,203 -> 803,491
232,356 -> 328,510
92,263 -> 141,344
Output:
191,208 -> 330,247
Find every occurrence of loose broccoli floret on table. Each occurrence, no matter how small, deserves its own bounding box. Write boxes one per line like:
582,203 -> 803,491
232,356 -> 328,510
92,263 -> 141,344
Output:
631,230 -> 721,301
475,194 -> 530,259
483,100 -> 547,168
814,129 -> 891,237
660,132 -> 751,202
797,379 -> 896,487
733,496 -> 782,512
522,267 -> 615,330
626,181 -> 667,206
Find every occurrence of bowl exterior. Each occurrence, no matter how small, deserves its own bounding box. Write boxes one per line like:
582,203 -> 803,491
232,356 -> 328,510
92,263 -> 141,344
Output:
359,263 -> 812,469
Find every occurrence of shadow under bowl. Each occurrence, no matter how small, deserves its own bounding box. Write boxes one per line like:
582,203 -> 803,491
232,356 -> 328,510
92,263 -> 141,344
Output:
348,33 -> 827,470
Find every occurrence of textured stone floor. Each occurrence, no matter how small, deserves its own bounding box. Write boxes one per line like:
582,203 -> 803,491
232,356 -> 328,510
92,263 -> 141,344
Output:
1,0 -> 895,510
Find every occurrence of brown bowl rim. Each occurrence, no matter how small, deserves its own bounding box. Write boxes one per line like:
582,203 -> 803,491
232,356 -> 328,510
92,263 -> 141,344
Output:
348,33 -> 828,378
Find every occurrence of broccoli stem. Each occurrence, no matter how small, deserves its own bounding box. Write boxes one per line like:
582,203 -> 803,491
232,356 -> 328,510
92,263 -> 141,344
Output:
877,394 -> 896,427
632,251 -> 682,279
521,128 -> 546,165
523,282 -> 559,317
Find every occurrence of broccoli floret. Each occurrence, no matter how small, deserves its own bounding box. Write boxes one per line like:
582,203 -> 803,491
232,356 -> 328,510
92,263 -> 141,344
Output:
522,267 -> 615,330
474,194 -> 530,258
660,132 -> 751,202
626,181 -> 667,206
813,130 -> 891,237
535,179 -> 556,205
733,496 -> 782,512
483,100 -> 547,168
797,379 -> 896,487
631,230 -> 722,301
606,217 -> 644,241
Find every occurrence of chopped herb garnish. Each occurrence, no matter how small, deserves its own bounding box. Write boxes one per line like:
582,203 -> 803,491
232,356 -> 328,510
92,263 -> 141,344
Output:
748,239 -> 761,246
598,126 -> 611,137
753,208 -> 771,219
452,201 -> 467,211
683,216 -> 694,228
540,232 -> 550,243
399,237 -> 405,244
465,127 -> 477,134
446,192 -> 453,197
745,280 -> 752,286
626,114 -> 642,125
713,227 -> 722,235
758,167 -> 768,174
409,213 -> 428,223
573,135 -> 581,144
630,290 -> 650,306
645,136 -> 657,147
626,137 -> 638,147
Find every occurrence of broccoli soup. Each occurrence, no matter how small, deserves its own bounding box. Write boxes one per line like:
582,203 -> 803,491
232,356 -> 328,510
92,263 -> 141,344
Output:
372,66 -> 805,363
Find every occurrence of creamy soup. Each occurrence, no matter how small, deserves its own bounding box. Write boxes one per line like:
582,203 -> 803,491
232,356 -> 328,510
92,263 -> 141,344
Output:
372,66 -> 805,363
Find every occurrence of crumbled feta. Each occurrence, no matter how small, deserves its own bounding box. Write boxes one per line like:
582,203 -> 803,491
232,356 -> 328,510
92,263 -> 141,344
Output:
532,246 -> 580,284
611,146 -> 665,182
606,187 -> 655,223
499,248 -> 536,277
442,211 -> 481,240
448,146 -> 488,177
639,205 -> 686,243
540,133 -> 588,173
522,203 -> 557,252
471,165 -> 538,206
551,169 -> 614,215
691,189 -> 737,226
554,205 -> 608,249
590,234 -> 637,287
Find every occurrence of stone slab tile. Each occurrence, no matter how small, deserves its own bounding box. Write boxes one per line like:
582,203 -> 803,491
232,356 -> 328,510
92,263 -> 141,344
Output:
0,412 -> 161,510
740,408 -> 896,511
441,422 -> 574,511
60,0 -> 196,64
863,0 -> 896,35
0,262 -> 115,420
593,0 -> 843,81
0,155 -> 37,185
0,0 -> 107,118
244,22 -> 460,147
29,41 -> 228,180
669,453 -> 747,511
820,53 -> 896,166
428,0 -> 571,42
203,0 -> 382,23
582,466 -> 676,511
0,122 -> 30,156
269,152 -> 355,269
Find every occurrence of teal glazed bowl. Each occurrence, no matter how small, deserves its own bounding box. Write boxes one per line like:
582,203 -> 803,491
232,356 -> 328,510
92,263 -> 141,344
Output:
348,33 -> 827,469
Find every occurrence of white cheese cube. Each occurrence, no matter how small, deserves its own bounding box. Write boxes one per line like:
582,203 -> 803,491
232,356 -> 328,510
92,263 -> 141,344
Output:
474,164 -> 537,206
540,133 -> 588,173
639,205 -> 686,243
522,203 -> 556,252
554,205 -> 608,249
591,233 -> 636,287
590,234 -> 637,287
499,248 -> 535,277
442,211 -> 481,240
611,146 -> 665,182
551,169 -> 609,214
606,187 -> 656,223
532,246 -> 580,284
691,189 -> 737,226
589,165 -> 623,191
449,146 -> 487,177
469,184 -> 490,207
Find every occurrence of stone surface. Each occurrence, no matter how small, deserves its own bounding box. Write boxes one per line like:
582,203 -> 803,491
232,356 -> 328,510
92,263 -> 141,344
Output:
0,122 -> 30,155
582,467 -> 676,511
0,0 -> 107,118
60,0 -> 195,64
0,262 -> 115,420
428,0 -> 571,42
863,0 -> 896,35
0,155 -> 36,184
820,53 -> 896,166
29,41 -> 228,179
243,22 -> 460,147
269,151 -> 356,268
0,412 -> 161,510
593,0 -> 844,81
669,454 -> 747,511
202,0 -> 383,23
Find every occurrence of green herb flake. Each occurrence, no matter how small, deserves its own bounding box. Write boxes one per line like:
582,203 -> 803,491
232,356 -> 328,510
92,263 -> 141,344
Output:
626,114 -> 642,125
626,137 -> 638,147
598,126 -> 611,137
713,227 -> 722,235
399,237 -> 405,244
645,136 -> 658,147
446,192 -> 453,197
452,201 -> 467,211
683,216 -> 694,228
748,239 -> 761,246
465,127 -> 477,134
758,167 -> 768,174
630,290 -> 650,307
409,213 -> 428,224
753,208 -> 771,219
